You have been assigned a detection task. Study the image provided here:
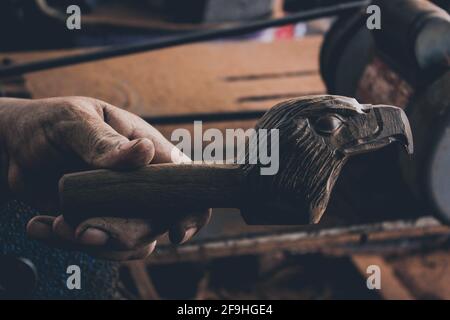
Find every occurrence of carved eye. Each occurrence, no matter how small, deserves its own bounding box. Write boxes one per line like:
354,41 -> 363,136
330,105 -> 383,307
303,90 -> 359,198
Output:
314,115 -> 343,134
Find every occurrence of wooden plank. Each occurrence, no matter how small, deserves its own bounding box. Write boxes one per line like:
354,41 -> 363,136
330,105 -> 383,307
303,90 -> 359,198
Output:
125,261 -> 160,300
351,255 -> 415,300
0,37 -> 325,118
387,250 -> 450,300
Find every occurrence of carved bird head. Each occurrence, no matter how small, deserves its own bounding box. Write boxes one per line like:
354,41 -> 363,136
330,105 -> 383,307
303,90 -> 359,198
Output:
241,95 -> 413,225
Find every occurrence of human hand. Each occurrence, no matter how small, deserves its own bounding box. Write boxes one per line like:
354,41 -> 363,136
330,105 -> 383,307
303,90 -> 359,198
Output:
0,96 -> 210,260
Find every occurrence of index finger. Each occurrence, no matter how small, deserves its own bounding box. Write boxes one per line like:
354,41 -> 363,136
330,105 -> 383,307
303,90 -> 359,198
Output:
100,103 -> 190,164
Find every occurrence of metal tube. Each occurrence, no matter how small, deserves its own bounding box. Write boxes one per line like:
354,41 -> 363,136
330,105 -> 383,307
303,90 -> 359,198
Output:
0,1 -> 369,77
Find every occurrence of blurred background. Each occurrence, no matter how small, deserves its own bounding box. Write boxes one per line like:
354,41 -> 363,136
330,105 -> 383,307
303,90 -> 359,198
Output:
0,0 -> 449,299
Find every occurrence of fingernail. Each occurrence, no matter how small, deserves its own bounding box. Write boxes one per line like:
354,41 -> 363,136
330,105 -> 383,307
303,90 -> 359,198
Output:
119,139 -> 155,166
34,217 -> 54,226
27,221 -> 53,240
129,139 -> 142,149
119,139 -> 139,151
180,227 -> 197,244
78,228 -> 109,246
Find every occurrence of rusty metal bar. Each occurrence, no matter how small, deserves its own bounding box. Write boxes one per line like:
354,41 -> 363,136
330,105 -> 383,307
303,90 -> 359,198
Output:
147,217 -> 450,265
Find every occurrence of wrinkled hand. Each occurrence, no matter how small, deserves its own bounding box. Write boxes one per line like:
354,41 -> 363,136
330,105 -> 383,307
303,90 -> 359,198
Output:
0,96 -> 210,260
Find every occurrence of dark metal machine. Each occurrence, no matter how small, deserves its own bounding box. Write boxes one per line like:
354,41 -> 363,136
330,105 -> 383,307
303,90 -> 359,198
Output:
321,0 -> 450,223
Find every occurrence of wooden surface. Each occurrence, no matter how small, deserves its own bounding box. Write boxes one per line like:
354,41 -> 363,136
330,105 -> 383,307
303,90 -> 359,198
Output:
1,37 -> 325,118
387,249 -> 450,299
125,261 -> 160,300
60,163 -> 244,224
351,255 -> 415,300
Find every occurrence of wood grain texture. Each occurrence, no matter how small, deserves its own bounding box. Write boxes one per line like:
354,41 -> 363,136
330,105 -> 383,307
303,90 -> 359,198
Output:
387,249 -> 450,300
60,163 -> 244,225
125,261 -> 161,300
0,37 -> 325,117
351,255 -> 415,300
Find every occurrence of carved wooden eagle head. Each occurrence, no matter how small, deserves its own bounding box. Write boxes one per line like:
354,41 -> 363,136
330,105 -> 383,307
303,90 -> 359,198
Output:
241,95 -> 413,224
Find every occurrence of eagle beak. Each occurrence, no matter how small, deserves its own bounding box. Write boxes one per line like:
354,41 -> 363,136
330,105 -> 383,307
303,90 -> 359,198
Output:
343,105 -> 414,155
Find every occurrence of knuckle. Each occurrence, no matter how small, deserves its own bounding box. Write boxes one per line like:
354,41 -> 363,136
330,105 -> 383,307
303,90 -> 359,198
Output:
55,97 -> 101,120
58,100 -> 83,119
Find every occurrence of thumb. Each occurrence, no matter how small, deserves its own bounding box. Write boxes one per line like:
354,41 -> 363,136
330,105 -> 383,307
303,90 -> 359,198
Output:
92,137 -> 155,169
63,119 -> 155,169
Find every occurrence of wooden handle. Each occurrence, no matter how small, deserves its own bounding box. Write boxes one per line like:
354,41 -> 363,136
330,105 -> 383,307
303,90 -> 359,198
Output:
59,163 -> 244,225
